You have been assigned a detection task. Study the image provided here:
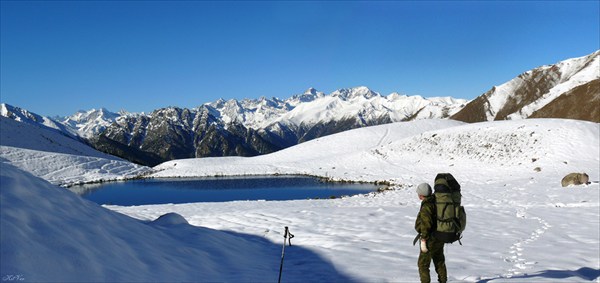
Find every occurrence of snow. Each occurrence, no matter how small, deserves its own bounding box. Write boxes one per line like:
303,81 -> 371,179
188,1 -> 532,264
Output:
483,51 -> 599,121
4,50 -> 597,143
0,162 -> 286,282
1,103 -> 79,138
152,119 -> 467,179
62,108 -> 121,138
507,52 -> 600,119
271,88 -> 466,128
0,116 -> 149,186
2,118 -> 599,282
202,86 -> 466,130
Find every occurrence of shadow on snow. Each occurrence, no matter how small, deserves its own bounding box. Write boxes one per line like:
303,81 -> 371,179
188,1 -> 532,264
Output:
477,267 -> 600,282
150,216 -> 359,283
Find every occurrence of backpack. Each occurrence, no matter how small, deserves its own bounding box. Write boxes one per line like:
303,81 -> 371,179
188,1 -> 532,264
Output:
433,173 -> 467,244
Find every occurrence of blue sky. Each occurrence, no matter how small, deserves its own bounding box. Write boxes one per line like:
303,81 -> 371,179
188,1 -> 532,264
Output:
1,1 -> 598,117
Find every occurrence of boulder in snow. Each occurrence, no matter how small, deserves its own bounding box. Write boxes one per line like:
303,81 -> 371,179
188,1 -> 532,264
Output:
561,172 -> 590,187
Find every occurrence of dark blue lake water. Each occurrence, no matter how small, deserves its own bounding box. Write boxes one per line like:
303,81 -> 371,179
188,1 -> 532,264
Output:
70,175 -> 379,206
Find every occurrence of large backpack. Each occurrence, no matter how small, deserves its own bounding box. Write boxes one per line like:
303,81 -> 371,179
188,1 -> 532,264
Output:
433,173 -> 466,244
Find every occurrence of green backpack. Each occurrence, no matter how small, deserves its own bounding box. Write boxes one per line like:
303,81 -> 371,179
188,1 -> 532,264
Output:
433,173 -> 466,244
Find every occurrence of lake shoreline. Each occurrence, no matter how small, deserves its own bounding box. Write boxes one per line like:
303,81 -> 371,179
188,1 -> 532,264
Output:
69,175 -> 382,206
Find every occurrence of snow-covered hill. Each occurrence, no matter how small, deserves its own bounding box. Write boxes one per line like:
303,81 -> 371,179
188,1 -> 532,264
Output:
1,103 -> 79,138
152,119 -> 599,185
452,50 -> 600,122
2,118 -> 598,282
0,116 -> 149,186
0,162 -> 289,282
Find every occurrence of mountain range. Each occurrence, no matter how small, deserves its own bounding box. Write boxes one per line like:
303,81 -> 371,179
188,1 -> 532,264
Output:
1,50 -> 598,166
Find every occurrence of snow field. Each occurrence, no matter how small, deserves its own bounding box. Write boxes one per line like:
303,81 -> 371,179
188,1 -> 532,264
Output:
125,118 -> 599,282
2,118 -> 599,282
111,178 -> 599,282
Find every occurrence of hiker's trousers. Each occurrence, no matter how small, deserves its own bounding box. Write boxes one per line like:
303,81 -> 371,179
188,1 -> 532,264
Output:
417,238 -> 447,283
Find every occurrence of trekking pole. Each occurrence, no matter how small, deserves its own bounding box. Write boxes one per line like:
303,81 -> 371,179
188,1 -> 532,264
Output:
278,226 -> 294,283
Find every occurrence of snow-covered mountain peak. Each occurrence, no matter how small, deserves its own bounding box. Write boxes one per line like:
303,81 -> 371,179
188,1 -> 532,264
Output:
286,88 -> 326,106
224,99 -> 243,111
209,98 -> 227,108
0,103 -> 76,136
2,103 -> 45,124
525,50 -> 599,85
66,108 -> 119,123
386,92 -> 408,100
61,107 -> 120,138
331,86 -> 380,100
255,96 -> 283,109
304,87 -> 319,95
452,49 -> 599,123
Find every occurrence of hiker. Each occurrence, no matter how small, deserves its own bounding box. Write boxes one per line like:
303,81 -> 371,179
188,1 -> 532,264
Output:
415,183 -> 447,283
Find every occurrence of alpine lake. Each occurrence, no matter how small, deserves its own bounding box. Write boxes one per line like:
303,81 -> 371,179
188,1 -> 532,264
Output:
69,175 -> 383,206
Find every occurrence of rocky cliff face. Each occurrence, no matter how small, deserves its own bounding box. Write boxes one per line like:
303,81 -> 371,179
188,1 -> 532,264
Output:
529,79 -> 599,122
89,106 -> 280,166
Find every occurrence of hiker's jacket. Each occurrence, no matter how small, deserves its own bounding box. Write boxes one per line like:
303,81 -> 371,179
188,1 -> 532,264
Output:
415,195 -> 436,240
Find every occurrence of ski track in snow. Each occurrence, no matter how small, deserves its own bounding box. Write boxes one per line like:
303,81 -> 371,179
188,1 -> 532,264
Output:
376,127 -> 391,147
0,146 -> 149,185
